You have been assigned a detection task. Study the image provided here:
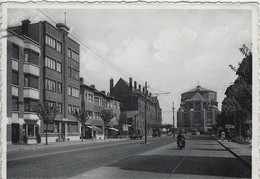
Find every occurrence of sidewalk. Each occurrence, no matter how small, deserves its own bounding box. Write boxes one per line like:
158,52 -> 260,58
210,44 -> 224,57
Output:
7,138 -> 127,152
216,139 -> 251,168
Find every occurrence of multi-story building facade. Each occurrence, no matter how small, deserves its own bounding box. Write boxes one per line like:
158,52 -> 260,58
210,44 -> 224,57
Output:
7,26 -> 41,144
110,77 -> 162,136
7,19 -> 81,144
177,85 -> 219,132
80,78 -> 120,139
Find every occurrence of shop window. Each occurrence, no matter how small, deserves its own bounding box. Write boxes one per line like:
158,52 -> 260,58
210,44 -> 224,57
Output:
28,125 -> 35,137
12,97 -> 19,111
70,123 -> 78,133
12,44 -> 19,60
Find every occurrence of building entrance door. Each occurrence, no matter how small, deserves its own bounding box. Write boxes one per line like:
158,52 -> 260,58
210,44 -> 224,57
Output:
61,123 -> 65,141
12,123 -> 20,144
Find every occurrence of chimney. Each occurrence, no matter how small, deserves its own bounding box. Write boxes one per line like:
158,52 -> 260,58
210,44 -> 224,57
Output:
80,77 -> 84,84
90,85 -> 95,89
143,87 -> 145,94
134,81 -> 137,89
129,77 -> 132,91
139,85 -> 141,92
21,19 -> 30,36
110,78 -> 114,95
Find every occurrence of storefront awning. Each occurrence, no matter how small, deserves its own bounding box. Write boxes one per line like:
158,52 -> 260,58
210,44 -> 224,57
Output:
109,127 -> 119,132
87,126 -> 102,131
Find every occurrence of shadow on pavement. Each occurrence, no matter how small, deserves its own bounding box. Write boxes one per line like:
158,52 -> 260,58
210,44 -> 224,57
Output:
108,155 -> 251,178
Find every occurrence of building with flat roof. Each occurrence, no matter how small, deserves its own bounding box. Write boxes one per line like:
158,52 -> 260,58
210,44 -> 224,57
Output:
7,19 -> 81,144
177,85 -> 219,132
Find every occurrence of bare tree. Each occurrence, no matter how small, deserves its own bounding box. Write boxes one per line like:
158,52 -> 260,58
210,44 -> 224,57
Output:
33,102 -> 59,145
100,109 -> 114,140
72,109 -> 91,142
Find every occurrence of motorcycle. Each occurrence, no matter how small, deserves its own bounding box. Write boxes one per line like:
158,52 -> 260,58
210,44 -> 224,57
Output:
177,138 -> 185,149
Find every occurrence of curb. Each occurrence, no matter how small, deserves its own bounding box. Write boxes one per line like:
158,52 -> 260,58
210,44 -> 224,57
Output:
215,138 -> 251,169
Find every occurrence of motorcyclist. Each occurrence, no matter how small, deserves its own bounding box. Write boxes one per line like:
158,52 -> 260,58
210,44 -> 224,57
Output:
177,131 -> 185,149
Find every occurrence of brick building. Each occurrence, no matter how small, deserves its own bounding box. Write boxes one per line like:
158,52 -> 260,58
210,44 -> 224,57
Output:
7,19 -> 81,144
177,85 -> 219,132
80,78 -> 120,139
110,77 -> 162,136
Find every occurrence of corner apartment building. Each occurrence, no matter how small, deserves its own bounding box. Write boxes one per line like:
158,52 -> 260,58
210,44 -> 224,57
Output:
177,85 -> 219,132
7,19 -> 81,144
80,78 -> 120,139
110,77 -> 162,136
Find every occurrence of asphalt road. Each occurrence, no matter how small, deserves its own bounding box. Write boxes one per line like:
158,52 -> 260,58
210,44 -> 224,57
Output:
7,136 -> 174,178
7,136 -> 251,178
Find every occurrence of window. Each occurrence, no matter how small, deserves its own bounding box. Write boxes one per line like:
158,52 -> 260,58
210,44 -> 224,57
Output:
28,124 -> 35,137
87,94 -> 93,103
12,70 -> 19,85
68,86 -> 72,96
68,67 -> 79,79
24,52 -> 29,62
45,78 -> 56,92
24,75 -> 39,89
45,56 -> 56,70
24,98 -> 39,112
73,106 -> 79,113
70,122 -> 78,133
68,48 -> 71,58
46,100 -> 56,107
56,41 -> 62,52
94,97 -> 99,106
57,82 -> 62,94
12,44 -> 19,60
12,97 -> 19,111
68,48 -> 79,63
45,35 -> 56,49
57,103 -> 62,113
68,104 -> 72,114
71,50 -> 79,62
56,62 -> 62,73
72,87 -> 79,98
68,86 -> 79,98
30,51 -> 39,66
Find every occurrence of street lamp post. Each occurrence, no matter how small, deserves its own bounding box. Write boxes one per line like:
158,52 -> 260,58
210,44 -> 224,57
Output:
173,102 -> 175,138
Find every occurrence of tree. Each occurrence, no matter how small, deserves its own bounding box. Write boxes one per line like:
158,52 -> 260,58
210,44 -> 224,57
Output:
219,44 -> 252,140
33,102 -> 59,145
118,112 -> 129,137
100,109 -> 114,139
72,109 -> 91,142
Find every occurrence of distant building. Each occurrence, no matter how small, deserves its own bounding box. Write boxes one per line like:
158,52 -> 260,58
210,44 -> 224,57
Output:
7,19 -> 80,144
110,77 -> 162,136
80,78 -> 120,139
177,85 -> 219,132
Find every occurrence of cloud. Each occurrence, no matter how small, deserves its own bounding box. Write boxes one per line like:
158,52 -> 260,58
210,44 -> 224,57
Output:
153,28 -> 197,62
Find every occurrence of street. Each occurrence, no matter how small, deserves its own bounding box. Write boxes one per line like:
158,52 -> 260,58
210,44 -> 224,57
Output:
7,136 -> 251,178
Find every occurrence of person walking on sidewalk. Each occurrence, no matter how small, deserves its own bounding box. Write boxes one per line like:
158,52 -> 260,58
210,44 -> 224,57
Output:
221,131 -> 225,142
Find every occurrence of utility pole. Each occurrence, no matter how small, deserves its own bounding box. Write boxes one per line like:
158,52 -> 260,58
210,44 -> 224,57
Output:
172,102 -> 175,138
144,81 -> 148,143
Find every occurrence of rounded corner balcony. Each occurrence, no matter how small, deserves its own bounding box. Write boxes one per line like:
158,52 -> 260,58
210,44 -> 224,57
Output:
56,23 -> 70,32
23,63 -> 39,76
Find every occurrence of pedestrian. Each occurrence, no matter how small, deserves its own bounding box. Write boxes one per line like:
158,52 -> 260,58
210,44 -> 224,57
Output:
221,131 -> 225,142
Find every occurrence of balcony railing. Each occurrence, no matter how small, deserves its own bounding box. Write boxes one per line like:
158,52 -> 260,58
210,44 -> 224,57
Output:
23,88 -> 39,99
23,63 -> 39,76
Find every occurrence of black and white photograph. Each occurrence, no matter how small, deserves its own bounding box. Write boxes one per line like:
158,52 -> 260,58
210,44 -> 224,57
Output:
1,2 -> 258,179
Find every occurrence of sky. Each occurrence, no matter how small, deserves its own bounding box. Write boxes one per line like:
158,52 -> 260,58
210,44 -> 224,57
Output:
8,7 -> 252,125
